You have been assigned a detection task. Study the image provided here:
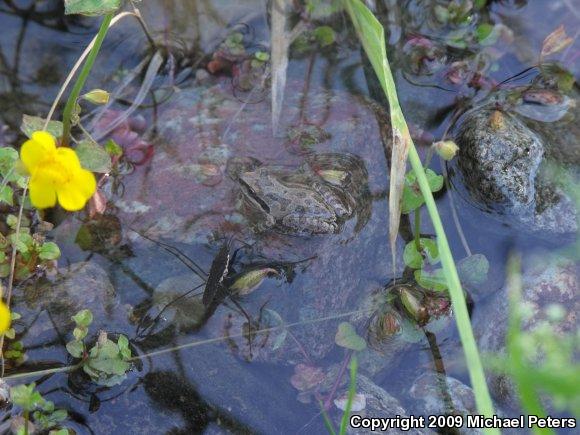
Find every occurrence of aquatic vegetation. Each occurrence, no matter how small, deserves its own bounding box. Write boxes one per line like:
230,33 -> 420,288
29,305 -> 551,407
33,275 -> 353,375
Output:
0,0 -> 576,432
343,0 -> 496,424
10,382 -> 69,434
66,309 -> 132,386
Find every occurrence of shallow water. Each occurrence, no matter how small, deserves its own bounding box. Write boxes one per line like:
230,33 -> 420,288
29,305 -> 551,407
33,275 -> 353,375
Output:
0,1 -> 578,433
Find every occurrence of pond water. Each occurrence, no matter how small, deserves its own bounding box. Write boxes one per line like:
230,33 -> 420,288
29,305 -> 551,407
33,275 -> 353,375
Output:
0,1 -> 578,434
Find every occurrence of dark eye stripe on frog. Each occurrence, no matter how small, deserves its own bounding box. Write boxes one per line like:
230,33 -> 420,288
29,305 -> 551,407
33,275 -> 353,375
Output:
239,178 -> 271,213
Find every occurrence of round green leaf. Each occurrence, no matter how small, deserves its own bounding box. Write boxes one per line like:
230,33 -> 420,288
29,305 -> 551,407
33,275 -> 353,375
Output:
39,242 -> 61,260
335,322 -> 366,351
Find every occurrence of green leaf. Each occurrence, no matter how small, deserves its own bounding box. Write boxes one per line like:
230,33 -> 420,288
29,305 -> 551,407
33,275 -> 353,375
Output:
313,26 -> 336,47
475,23 -> 493,42
9,232 -> 33,253
49,429 -> 70,435
0,147 -> 19,179
66,340 -> 84,358
4,328 -> 15,339
414,268 -> 448,291
403,238 -> 439,269
39,242 -> 61,260
254,51 -> 270,62
0,185 -> 13,205
117,335 -> 131,359
21,115 -> 63,139
0,263 -> 10,278
401,169 -> 444,214
104,139 -> 123,157
10,311 -> 21,320
335,322 -> 366,351
73,326 -> 88,341
11,383 -> 42,411
64,0 -> 121,16
457,254 -> 490,286
72,309 -> 93,327
6,214 -> 18,228
76,140 -> 111,173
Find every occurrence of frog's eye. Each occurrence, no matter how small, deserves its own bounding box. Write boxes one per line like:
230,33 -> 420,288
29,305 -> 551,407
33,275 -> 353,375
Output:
239,179 -> 271,213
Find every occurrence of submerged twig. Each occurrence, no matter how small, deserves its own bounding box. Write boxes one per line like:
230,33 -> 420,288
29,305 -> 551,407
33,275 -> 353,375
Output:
3,308 -> 373,382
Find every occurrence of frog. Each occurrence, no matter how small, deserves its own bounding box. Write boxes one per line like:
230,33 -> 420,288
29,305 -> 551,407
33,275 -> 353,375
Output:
235,153 -> 367,236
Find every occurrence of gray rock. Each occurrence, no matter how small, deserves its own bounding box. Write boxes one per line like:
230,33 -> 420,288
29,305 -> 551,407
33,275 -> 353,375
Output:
16,262 -> 124,362
333,374 -> 433,435
453,98 -> 578,236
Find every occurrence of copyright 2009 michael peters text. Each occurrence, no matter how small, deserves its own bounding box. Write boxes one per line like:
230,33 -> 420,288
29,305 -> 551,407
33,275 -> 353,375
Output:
349,414 -> 577,431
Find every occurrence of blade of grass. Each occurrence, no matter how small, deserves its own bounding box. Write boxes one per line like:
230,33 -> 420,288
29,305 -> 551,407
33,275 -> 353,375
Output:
319,402 -> 337,435
339,355 -> 358,435
342,0 -> 497,429
61,13 -> 114,146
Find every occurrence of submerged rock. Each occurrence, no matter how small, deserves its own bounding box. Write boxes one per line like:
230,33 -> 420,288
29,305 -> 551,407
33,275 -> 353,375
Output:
333,374 -> 433,435
409,373 -> 483,435
454,108 -> 577,236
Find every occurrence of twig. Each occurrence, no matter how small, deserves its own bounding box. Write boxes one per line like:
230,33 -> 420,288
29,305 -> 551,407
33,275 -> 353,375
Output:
1,183 -> 28,377
3,308 -> 373,382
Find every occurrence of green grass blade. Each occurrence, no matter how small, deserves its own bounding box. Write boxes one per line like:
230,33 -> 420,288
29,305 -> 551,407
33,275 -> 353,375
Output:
343,0 -> 497,429
339,356 -> 358,435
319,400 -> 337,435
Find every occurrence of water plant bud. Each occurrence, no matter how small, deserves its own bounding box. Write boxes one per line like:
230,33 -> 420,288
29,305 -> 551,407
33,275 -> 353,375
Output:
434,140 -> 459,161
317,169 -> 348,185
400,287 -> 428,324
83,89 -> 110,105
230,268 -> 278,295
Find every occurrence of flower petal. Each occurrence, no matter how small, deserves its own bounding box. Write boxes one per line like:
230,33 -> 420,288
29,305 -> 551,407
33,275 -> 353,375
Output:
56,169 -> 95,211
29,175 -> 57,209
73,168 -> 97,199
56,146 -> 82,170
0,301 -> 10,334
20,131 -> 56,173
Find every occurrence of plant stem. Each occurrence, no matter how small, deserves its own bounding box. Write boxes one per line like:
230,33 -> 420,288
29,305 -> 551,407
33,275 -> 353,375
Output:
61,13 -> 113,146
414,209 -> 421,251
343,1 -> 497,430
0,184 -> 27,378
23,409 -> 29,435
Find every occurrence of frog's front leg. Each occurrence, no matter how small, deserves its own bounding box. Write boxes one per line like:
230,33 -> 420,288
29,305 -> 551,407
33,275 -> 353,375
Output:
311,182 -> 351,218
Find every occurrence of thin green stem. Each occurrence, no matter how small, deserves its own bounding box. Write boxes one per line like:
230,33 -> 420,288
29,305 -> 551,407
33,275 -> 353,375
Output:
343,1 -> 497,431
339,355 -> 358,435
61,13 -> 113,146
23,409 -> 29,435
414,209 -> 421,251
409,145 -> 496,425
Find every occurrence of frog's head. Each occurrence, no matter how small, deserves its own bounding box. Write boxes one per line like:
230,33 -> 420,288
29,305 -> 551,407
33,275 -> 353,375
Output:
238,169 -> 273,215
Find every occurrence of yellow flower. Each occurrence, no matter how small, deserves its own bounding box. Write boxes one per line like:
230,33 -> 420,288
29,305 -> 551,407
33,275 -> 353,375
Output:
20,131 -> 96,211
0,300 -> 10,334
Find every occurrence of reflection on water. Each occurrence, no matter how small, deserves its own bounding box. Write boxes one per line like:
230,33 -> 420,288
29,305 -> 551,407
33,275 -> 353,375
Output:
0,0 -> 578,433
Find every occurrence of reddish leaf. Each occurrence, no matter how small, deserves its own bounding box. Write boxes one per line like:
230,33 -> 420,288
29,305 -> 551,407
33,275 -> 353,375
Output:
290,364 -> 325,391
88,189 -> 107,218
